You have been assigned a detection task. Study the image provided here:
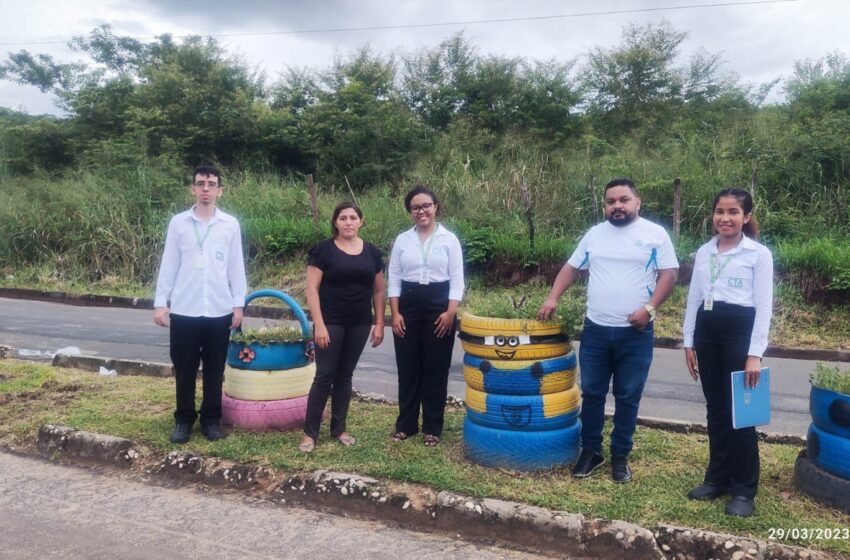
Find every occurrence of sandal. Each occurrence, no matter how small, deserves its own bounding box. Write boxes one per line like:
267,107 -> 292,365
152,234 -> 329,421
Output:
423,434 -> 440,447
298,437 -> 315,453
335,433 -> 356,447
391,431 -> 409,442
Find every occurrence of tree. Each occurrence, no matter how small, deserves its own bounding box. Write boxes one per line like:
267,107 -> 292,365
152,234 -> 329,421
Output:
582,21 -> 686,136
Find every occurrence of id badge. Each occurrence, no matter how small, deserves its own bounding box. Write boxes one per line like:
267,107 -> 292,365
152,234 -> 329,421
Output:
194,254 -> 205,269
704,292 -> 714,311
419,270 -> 430,285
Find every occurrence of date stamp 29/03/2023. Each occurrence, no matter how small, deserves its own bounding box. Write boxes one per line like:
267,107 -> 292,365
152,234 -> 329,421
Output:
767,527 -> 850,541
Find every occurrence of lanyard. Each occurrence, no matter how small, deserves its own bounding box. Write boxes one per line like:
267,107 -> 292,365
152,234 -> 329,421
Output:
417,225 -> 438,266
709,252 -> 734,286
191,219 -> 215,253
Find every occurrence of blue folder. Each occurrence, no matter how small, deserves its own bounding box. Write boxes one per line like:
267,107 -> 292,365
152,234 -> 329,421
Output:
731,367 -> 771,429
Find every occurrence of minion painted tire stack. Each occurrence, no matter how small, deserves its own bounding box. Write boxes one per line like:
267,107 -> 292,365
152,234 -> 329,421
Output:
795,384 -> 850,512
459,313 -> 581,471
222,289 -> 317,431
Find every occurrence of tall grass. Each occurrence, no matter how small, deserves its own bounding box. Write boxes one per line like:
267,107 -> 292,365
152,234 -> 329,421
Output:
1,133 -> 849,299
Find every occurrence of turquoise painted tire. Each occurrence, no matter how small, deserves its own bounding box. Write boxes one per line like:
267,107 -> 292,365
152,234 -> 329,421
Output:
810,386 -> 850,438
465,385 -> 580,431
463,416 -> 581,471
227,289 -> 312,371
807,423 -> 850,480
463,353 -> 577,395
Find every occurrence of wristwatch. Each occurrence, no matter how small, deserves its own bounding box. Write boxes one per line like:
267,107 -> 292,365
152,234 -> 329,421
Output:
644,304 -> 657,321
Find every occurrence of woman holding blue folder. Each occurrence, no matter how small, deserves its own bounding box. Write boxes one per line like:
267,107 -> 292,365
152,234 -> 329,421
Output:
682,188 -> 774,517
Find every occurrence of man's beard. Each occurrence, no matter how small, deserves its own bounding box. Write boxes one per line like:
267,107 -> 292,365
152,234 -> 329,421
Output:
608,211 -> 636,226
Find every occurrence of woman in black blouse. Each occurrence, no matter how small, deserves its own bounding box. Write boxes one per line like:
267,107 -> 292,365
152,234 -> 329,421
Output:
299,202 -> 385,453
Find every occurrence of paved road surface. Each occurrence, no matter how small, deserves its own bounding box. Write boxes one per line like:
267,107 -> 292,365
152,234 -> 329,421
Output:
0,451 -> 548,560
1,297 -> 840,436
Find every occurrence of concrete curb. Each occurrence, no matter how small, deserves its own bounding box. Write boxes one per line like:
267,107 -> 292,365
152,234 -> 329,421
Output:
31,425 -> 829,559
2,287 -> 848,361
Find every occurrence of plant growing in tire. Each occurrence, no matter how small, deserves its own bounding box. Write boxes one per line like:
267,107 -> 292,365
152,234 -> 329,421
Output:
459,291 -> 583,471
794,363 -> 850,513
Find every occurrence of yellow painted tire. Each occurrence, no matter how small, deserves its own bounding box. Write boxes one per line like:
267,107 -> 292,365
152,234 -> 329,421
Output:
463,353 -> 577,395
223,363 -> 316,401
459,312 -> 564,337
465,385 -> 580,431
460,339 -> 569,360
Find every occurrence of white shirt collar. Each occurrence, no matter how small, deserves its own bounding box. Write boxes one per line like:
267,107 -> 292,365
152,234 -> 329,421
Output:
709,233 -> 757,255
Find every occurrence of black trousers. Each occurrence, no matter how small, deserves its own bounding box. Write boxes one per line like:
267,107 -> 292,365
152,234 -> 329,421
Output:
694,301 -> 760,499
169,313 -> 232,428
393,281 -> 456,437
303,323 -> 371,440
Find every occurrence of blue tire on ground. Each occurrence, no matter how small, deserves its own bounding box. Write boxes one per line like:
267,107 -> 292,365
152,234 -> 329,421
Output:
463,416 -> 581,471
807,423 -> 850,480
810,386 -> 850,439
465,385 -> 580,431
463,353 -> 577,395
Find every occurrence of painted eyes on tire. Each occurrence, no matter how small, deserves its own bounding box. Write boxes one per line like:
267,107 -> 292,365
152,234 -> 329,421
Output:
493,336 -> 520,347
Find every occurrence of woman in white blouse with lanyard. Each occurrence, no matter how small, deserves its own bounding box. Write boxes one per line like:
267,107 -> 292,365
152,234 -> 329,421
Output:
388,185 -> 464,447
682,187 -> 774,518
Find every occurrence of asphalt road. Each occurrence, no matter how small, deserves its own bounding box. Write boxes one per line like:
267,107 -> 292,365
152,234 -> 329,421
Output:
0,451 -> 548,560
1,296 -> 838,437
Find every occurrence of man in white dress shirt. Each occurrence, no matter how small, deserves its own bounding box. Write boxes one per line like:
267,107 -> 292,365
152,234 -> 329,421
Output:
154,165 -> 247,443
538,178 -> 678,482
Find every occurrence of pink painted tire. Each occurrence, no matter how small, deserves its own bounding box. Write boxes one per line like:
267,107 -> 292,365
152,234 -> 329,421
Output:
221,393 -> 309,432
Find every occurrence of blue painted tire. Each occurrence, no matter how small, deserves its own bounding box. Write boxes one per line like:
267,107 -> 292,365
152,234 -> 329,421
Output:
807,423 -> 850,480
810,386 -> 850,439
463,353 -> 577,395
463,416 -> 581,471
227,289 -> 312,371
465,385 -> 580,431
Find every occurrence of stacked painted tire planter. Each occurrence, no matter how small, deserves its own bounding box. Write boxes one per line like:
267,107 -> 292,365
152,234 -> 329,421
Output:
222,289 -> 316,431
459,313 -> 581,471
794,385 -> 850,513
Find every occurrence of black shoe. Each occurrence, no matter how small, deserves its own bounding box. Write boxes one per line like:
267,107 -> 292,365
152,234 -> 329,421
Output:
170,423 -> 192,444
201,423 -> 227,441
688,483 -> 730,501
725,496 -> 755,517
611,454 -> 632,483
572,450 -> 605,478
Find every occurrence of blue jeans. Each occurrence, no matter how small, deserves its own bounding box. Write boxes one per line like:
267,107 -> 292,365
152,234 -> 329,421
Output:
579,318 -> 653,456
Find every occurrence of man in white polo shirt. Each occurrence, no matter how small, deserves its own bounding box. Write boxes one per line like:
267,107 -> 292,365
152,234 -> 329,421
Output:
154,165 -> 247,444
538,178 -> 678,482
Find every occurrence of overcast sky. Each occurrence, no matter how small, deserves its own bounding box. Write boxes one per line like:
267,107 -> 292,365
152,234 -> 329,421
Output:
0,0 -> 846,115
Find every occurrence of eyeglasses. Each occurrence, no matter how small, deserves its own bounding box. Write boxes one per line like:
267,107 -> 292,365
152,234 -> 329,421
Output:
193,181 -> 220,188
410,202 -> 434,213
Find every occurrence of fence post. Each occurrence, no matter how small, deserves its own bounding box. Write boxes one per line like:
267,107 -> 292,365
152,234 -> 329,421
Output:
673,177 -> 682,240
520,175 -> 535,248
307,174 -> 319,225
751,159 -> 760,196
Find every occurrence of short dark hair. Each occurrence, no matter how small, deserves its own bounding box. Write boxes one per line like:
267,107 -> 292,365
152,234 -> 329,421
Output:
404,184 -> 440,213
713,187 -> 760,240
331,201 -> 363,238
604,178 -> 637,196
192,164 -> 222,185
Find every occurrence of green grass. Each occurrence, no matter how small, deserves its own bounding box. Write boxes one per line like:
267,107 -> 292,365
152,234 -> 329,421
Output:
230,325 -> 308,344
1,360 -> 848,555
811,363 -> 850,395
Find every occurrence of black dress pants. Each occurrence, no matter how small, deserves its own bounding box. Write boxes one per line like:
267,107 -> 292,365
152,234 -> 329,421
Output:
304,323 -> 371,440
170,313 -> 232,428
694,302 -> 760,499
393,281 -> 456,437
